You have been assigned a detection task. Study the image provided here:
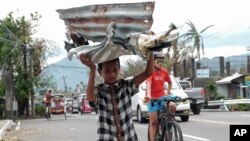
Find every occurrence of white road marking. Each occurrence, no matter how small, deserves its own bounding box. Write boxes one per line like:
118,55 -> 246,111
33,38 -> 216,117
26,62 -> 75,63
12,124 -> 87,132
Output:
183,134 -> 210,141
190,118 -> 245,125
135,122 -> 210,141
241,115 -> 250,117
15,121 -> 21,130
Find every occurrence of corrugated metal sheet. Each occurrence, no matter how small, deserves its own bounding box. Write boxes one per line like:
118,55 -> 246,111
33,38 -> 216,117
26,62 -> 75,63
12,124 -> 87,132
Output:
57,1 -> 155,42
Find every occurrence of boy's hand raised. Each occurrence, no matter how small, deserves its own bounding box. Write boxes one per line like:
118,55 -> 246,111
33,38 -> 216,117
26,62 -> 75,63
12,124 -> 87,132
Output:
79,53 -> 96,69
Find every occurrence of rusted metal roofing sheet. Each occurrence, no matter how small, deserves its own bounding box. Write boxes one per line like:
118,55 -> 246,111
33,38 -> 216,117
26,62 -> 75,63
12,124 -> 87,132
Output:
57,1 -> 155,42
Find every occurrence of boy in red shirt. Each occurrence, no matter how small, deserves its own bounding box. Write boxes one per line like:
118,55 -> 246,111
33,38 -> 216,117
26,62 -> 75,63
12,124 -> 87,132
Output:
146,52 -> 176,141
45,90 -> 52,114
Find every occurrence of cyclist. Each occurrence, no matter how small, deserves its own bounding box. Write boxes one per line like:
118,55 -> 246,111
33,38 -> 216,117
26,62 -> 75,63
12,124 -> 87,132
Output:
45,89 -> 52,115
145,51 -> 176,141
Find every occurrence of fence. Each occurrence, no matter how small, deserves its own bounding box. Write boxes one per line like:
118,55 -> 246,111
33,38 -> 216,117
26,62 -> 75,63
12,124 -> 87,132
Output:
208,99 -> 250,111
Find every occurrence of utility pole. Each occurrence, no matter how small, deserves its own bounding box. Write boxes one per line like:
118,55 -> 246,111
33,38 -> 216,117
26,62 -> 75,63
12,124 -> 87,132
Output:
22,43 -> 29,116
63,75 -> 68,96
3,66 -> 14,119
29,46 -> 35,117
247,56 -> 250,75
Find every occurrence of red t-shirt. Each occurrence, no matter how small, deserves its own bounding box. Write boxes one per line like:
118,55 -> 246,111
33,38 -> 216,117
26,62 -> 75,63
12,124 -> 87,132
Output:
146,68 -> 171,99
45,93 -> 51,104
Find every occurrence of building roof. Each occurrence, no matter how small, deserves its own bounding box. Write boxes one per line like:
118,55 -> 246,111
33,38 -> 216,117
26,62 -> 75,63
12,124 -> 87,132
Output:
216,73 -> 244,84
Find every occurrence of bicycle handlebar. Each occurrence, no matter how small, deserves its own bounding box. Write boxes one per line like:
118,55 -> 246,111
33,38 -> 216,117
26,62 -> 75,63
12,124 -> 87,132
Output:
145,95 -> 191,104
153,95 -> 192,103
158,95 -> 182,102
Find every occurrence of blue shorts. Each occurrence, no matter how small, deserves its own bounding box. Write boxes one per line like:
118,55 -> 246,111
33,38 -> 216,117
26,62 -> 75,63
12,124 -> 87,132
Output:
147,98 -> 166,113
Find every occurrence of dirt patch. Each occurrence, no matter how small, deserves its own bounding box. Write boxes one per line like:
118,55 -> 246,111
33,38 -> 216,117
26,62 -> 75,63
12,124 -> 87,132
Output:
3,128 -> 48,141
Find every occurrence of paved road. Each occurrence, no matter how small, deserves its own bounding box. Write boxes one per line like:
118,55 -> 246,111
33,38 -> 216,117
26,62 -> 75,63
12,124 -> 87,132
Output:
3,111 -> 250,141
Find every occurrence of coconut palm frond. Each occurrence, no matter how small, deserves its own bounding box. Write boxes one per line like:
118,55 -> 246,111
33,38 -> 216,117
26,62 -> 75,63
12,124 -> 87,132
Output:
180,33 -> 194,39
186,20 -> 196,31
200,25 -> 214,33
183,36 -> 193,43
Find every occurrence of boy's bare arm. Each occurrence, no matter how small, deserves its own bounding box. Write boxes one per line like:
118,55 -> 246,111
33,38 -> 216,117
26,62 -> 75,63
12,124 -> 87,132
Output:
146,81 -> 152,98
134,52 -> 154,86
79,53 -> 96,102
86,67 -> 96,102
166,81 -> 172,95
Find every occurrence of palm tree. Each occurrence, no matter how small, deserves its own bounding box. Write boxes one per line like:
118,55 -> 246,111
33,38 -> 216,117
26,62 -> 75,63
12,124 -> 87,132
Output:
182,20 -> 214,61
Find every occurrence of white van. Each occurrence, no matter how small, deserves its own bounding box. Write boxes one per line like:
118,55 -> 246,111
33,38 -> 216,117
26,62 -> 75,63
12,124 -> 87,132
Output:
131,75 -> 190,123
72,96 -> 79,113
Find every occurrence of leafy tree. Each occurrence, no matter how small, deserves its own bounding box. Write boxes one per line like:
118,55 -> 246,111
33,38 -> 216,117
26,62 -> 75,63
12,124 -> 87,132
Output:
124,58 -> 145,78
204,81 -> 224,100
0,81 -> 5,97
0,11 -> 58,117
34,73 -> 57,92
165,38 -> 193,72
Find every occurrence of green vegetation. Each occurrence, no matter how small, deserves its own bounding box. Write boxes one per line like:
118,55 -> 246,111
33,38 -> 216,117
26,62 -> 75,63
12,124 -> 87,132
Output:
0,11 -> 58,117
227,104 -> 250,111
35,104 -> 45,116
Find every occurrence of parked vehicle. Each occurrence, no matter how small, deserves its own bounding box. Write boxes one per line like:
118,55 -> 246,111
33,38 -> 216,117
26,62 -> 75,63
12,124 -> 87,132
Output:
72,96 -> 79,113
51,94 -> 65,114
81,98 -> 93,114
78,93 -> 86,113
178,80 -> 205,115
131,75 -> 190,123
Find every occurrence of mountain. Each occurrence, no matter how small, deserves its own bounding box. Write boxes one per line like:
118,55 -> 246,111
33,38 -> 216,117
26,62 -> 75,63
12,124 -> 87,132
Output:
43,52 -> 250,90
42,57 -> 89,91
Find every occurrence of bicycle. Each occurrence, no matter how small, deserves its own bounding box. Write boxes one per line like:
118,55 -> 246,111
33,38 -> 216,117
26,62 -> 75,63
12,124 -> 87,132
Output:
148,95 -> 183,141
45,105 -> 51,121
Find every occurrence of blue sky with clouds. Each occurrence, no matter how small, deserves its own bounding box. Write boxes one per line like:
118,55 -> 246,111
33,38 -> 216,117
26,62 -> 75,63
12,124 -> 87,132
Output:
1,0 -> 250,63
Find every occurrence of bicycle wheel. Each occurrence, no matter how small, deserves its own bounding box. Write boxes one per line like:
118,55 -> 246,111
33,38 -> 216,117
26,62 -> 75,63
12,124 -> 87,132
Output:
163,121 -> 183,141
48,112 -> 51,120
64,110 -> 67,120
46,107 -> 50,120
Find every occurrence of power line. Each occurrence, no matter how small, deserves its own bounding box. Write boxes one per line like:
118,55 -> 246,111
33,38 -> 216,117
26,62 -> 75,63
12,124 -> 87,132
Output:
204,18 -> 250,43
49,64 -> 89,69
0,44 -> 19,65
0,20 -> 24,46
0,36 -> 19,44
47,66 -> 88,74
0,20 -> 25,65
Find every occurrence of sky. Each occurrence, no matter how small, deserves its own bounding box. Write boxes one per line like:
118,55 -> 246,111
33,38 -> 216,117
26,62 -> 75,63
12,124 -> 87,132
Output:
1,0 -> 250,64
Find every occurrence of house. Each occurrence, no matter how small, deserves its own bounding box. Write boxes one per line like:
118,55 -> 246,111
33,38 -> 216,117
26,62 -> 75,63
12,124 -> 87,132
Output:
216,73 -> 249,99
